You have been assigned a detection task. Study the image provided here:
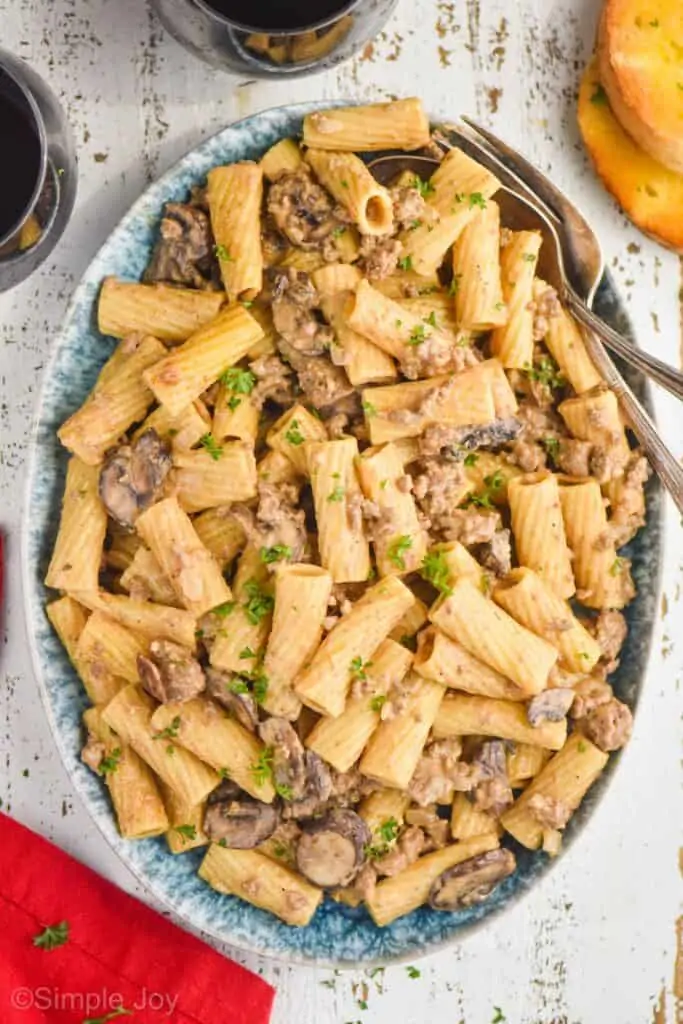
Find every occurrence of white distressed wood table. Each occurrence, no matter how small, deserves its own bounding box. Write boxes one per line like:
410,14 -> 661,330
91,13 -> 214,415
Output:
1,1 -> 682,1021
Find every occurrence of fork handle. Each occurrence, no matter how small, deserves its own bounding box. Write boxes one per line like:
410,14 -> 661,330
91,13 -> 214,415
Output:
574,324 -> 683,516
566,291 -> 683,402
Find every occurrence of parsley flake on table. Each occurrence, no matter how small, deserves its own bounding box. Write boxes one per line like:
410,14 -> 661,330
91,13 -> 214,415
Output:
406,965 -> 421,979
33,921 -> 69,951
491,1008 -> 506,1023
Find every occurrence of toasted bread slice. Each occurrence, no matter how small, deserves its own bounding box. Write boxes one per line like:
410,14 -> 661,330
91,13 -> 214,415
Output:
597,0 -> 683,173
578,57 -> 683,252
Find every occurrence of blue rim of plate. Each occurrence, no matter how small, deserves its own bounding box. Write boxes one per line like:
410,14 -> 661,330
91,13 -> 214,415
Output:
21,101 -> 664,967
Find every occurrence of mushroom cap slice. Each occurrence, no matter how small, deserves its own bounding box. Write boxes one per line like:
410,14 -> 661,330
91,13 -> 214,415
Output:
204,798 -> 280,849
429,848 -> 516,911
296,809 -> 371,888
137,639 -> 205,704
99,429 -> 171,528
258,717 -> 307,800
205,668 -> 258,732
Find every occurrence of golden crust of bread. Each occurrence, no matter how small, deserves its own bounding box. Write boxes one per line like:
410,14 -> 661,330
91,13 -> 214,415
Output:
597,0 -> 683,174
578,58 -> 683,252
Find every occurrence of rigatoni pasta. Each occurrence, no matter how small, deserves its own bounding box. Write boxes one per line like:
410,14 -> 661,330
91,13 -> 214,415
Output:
47,102 -> 644,931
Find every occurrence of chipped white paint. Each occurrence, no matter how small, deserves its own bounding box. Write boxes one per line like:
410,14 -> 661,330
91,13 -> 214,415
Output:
1,1 -> 682,1021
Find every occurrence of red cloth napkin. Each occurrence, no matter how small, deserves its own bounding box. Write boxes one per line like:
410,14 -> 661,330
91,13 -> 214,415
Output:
0,812 -> 275,1024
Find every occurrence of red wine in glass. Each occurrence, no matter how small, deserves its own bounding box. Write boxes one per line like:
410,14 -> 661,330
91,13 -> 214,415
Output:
199,0 -> 352,31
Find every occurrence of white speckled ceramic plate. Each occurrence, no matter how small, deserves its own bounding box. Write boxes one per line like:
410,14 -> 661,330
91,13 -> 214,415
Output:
22,102 -> 663,966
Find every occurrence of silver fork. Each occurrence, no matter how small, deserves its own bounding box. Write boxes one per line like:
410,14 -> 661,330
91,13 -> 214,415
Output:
442,120 -> 683,516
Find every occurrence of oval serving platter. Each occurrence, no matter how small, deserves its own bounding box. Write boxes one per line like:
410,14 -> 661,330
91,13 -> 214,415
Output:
22,102 -> 663,966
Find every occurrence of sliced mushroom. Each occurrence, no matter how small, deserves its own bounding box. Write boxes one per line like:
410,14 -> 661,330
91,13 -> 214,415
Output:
296,809 -> 371,888
429,848 -> 516,910
204,798 -> 280,849
207,777 -> 243,804
143,201 -> 214,288
137,639 -> 205,704
99,429 -> 172,528
527,688 -> 575,727
284,751 -> 334,820
258,717 -> 307,800
205,668 -> 258,731
421,418 -> 522,460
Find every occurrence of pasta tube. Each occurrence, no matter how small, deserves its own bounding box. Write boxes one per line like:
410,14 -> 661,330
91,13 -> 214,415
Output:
413,626 -> 527,700
366,834 -> 499,927
262,564 -> 333,720
306,639 -> 413,773
192,507 -> 246,571
143,305 -> 264,416
199,845 -> 322,927
433,693 -> 567,750
321,291 -> 397,388
452,200 -> 507,331
102,686 -> 219,807
207,162 -> 263,300
76,591 -> 197,649
161,784 -> 209,854
131,400 -> 210,451
306,148 -> 393,235
490,230 -> 543,367
136,496 -> 232,617
501,733 -> 608,849
400,150 -> 502,276
359,673 -> 445,789
508,472 -> 575,599
493,568 -> 602,672
45,458 -> 107,595
558,477 -> 631,608
294,576 -> 415,717
46,596 -> 89,666
356,442 -> 428,576
83,707 -> 169,840
151,698 -> 275,803
209,545 -> 273,673
75,609 -> 148,688
259,137 -> 303,180
450,793 -> 499,841
536,281 -> 602,394
430,577 -> 558,696
58,336 -> 166,465
302,99 -> 430,152
120,547 -> 179,606
558,386 -> 629,466
307,437 -> 371,583
98,277 -> 224,343
173,442 -> 257,513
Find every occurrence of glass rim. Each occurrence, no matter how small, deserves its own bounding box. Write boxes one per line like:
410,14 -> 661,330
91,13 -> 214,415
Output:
192,0 -> 361,35
0,57 -> 48,251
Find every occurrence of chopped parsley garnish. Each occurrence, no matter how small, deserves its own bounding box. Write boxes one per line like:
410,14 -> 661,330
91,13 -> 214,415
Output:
463,452 -> 479,467
542,435 -> 562,460
589,84 -> 607,105
424,310 -> 438,328
524,355 -> 566,389
387,534 -> 413,570
251,747 -> 274,787
153,715 -> 181,742
213,600 -> 236,618
409,218 -> 422,230
365,817 -> 400,858
420,550 -> 453,596
228,678 -> 250,695
251,671 -> 269,705
408,323 -> 427,346
199,432 -> 223,461
369,694 -> 387,712
467,470 -> 504,509
227,395 -> 242,412
242,579 -> 274,625
175,824 -> 197,843
362,400 -> 377,417
609,556 -> 627,576
218,767 -> 231,778
341,179 -> 349,188
350,656 -> 373,682
239,646 -> 257,660
99,747 -> 122,776
285,419 -> 305,445
33,921 -> 69,951
406,965 -> 421,979
448,274 -> 461,297
332,226 -> 347,238
260,544 -> 292,564
577,740 -> 587,753
220,366 -> 256,394
214,243 -> 234,262
399,633 -> 418,651
469,192 -> 487,209
522,252 -> 537,262
327,484 -> 345,502
398,255 -> 413,272
412,175 -> 435,199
